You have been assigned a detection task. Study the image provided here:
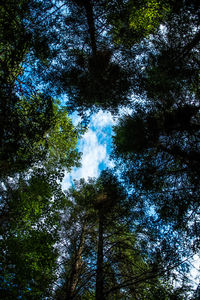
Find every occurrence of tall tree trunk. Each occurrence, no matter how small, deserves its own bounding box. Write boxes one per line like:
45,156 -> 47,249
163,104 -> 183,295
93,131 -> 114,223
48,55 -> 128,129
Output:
95,210 -> 105,300
80,0 -> 97,56
65,221 -> 87,300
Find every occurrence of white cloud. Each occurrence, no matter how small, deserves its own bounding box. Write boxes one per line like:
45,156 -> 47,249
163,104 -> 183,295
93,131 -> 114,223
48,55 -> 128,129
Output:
63,110 -> 115,190
90,110 -> 115,129
78,129 -> 107,178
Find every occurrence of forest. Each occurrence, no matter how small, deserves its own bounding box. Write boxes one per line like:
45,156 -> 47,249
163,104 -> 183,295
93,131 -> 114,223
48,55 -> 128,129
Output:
0,0 -> 200,299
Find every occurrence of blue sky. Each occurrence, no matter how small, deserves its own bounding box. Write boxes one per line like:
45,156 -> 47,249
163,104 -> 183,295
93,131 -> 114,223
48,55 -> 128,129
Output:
63,110 -> 116,190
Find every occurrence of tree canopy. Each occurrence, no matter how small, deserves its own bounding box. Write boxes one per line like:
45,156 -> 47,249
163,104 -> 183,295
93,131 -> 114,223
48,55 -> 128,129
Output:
1,0 -> 200,298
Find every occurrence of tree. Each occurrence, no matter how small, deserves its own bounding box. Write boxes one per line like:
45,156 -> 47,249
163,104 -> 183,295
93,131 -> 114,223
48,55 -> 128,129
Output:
0,93 -> 53,177
113,105 -> 200,248
0,0 -> 70,178
1,0 -> 200,297
112,0 -> 200,255
0,168 -> 66,299
0,98 -> 83,179
39,0 -> 133,116
0,98 -> 83,299
0,2 -> 85,297
0,95 -> 83,296
54,173 -> 188,299
38,0 -> 200,116
54,178 -> 99,300
54,174 -> 129,299
106,0 -> 172,46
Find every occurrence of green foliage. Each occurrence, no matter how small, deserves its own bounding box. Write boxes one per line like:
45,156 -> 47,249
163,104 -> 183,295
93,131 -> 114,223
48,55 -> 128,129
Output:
1,229 -> 58,299
0,95 -> 83,178
39,1 -> 133,116
114,113 -> 158,154
0,0 -> 30,85
0,168 -> 67,298
107,0 -> 171,46
0,0 -> 53,90
0,95 -> 82,297
0,95 -> 82,299
0,93 -> 53,177
43,102 -> 84,171
50,49 -> 131,116
129,0 -> 170,33
113,103 -> 200,226
0,0 -> 73,178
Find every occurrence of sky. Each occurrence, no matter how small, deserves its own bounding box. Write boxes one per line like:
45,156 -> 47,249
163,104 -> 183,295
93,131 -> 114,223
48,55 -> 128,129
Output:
63,110 -> 116,190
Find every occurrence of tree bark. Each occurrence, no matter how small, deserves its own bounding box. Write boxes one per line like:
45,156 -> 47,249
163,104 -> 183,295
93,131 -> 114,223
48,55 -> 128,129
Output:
95,210 -> 105,300
82,0 -> 97,56
65,221 -> 87,300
